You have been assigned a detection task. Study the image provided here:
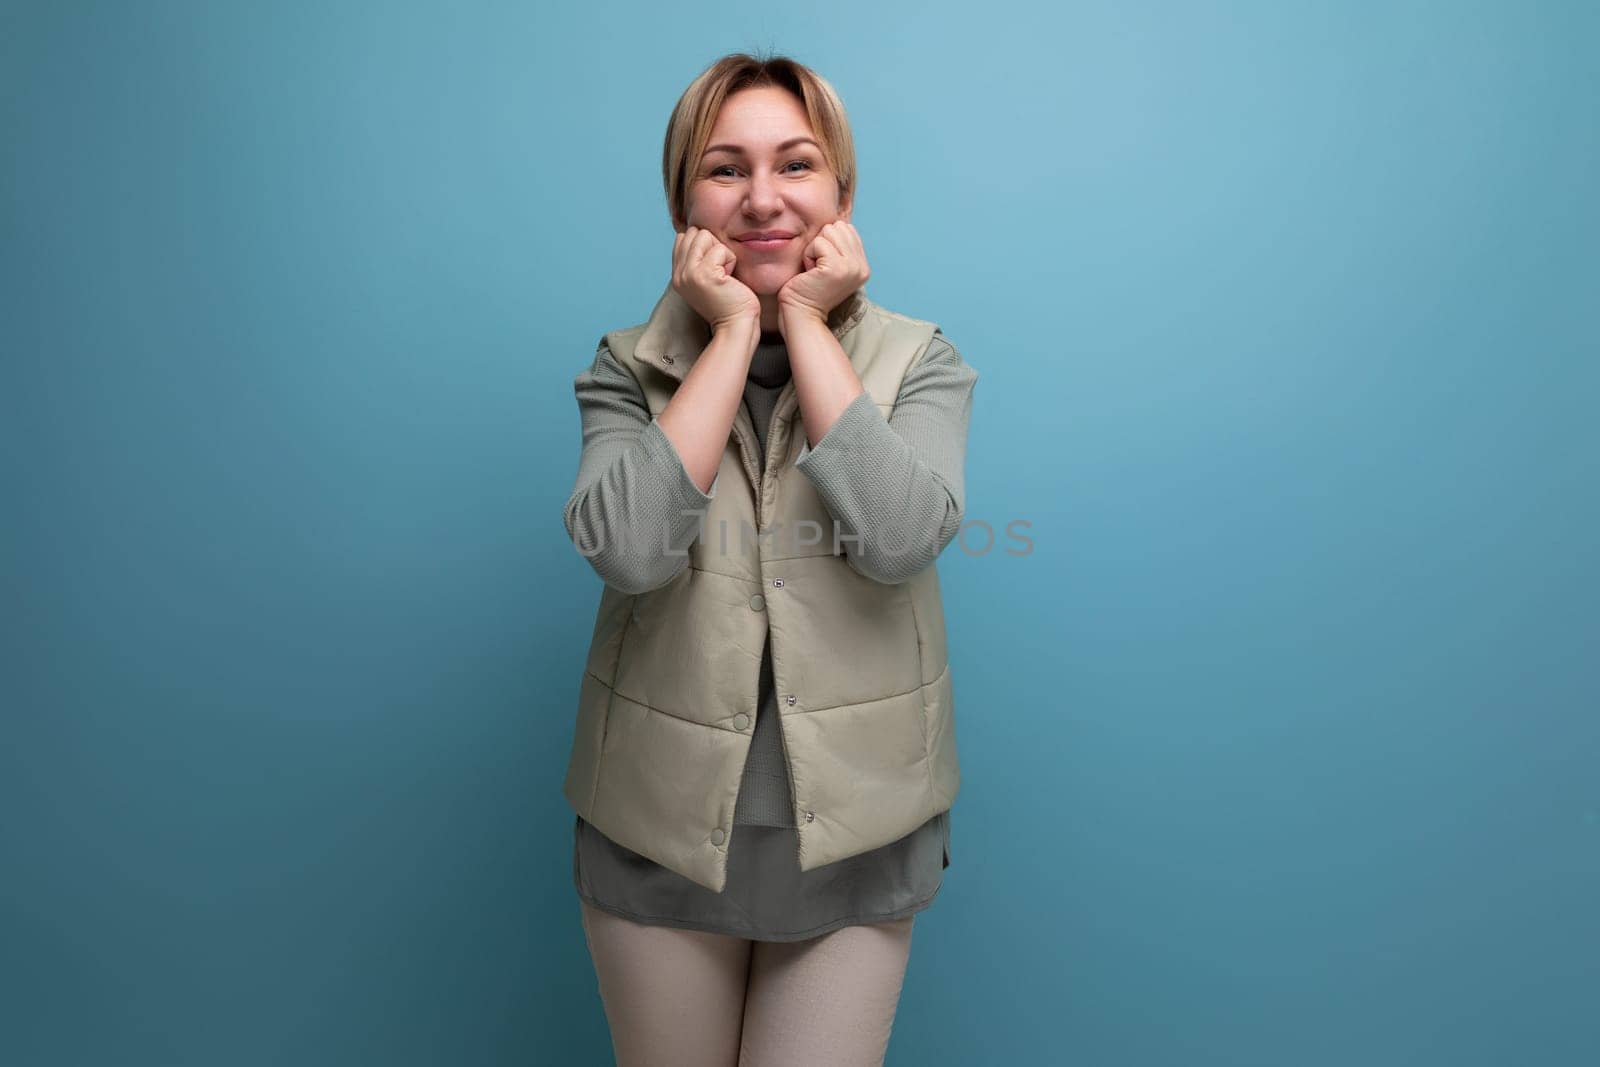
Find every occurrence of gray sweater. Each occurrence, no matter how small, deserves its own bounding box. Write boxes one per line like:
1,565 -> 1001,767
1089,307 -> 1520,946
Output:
564,323 -> 976,939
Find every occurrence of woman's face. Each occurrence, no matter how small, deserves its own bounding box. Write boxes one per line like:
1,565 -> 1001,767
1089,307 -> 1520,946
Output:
683,86 -> 851,296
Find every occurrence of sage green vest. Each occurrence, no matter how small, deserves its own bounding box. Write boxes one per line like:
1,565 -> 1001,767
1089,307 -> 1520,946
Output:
562,282 -> 961,894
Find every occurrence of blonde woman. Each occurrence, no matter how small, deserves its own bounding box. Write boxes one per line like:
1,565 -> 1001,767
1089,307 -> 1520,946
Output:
561,52 -> 977,1066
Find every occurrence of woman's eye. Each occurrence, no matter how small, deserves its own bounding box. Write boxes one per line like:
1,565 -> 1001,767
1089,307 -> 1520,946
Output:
709,161 -> 812,178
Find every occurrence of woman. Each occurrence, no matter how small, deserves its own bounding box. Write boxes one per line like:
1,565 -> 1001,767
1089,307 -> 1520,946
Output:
560,52 -> 977,1066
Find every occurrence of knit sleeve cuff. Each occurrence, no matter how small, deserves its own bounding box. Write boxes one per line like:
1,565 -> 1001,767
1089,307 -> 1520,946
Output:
793,391 -> 885,475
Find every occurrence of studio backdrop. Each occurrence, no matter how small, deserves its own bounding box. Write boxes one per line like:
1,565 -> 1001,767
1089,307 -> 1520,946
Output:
3,1 -> 1596,1064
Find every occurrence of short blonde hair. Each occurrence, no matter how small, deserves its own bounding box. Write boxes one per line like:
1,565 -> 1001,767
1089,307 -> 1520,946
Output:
662,52 -> 856,231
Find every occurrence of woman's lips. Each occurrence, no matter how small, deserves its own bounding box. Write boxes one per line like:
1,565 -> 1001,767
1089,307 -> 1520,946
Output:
738,235 -> 795,252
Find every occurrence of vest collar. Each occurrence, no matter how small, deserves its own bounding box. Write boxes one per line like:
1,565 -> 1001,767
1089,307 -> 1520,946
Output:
632,282 -> 870,383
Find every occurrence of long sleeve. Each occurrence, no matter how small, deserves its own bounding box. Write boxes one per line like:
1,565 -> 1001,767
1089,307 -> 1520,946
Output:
562,341 -> 720,594
793,333 -> 977,585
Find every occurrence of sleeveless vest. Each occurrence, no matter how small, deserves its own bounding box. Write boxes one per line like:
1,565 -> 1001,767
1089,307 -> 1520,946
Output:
562,282 -> 962,894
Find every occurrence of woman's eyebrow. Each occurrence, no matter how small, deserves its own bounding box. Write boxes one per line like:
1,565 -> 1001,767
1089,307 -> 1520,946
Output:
703,136 -> 820,156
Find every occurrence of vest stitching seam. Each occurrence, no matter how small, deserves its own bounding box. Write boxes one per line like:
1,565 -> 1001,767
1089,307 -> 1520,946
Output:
582,666 -> 945,722
581,670 -> 757,728
588,596 -> 636,813
684,555 -> 844,570
908,584 -> 939,806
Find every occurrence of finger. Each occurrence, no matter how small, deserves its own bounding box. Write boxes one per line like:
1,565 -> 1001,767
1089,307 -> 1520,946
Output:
690,227 -> 720,265
811,232 -> 844,262
828,224 -> 866,272
843,223 -> 865,257
711,242 -> 735,276
828,221 -> 862,259
709,235 -> 738,277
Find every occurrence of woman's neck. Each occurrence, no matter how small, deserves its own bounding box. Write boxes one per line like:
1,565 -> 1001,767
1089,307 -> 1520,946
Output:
747,333 -> 791,389
758,293 -> 781,333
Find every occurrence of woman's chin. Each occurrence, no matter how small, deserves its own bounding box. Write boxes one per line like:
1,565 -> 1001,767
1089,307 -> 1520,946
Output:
737,267 -> 797,295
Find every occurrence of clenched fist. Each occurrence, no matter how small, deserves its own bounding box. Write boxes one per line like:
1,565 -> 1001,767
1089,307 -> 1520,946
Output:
672,226 -> 761,332
776,221 -> 871,325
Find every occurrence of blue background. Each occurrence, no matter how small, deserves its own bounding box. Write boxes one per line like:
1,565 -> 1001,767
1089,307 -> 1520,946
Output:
3,1 -> 1596,1064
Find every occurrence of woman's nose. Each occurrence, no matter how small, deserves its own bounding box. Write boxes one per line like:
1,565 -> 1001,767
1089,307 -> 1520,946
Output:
744,171 -> 781,215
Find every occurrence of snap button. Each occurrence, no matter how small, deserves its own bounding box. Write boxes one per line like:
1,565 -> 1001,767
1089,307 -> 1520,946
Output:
749,593 -> 765,611
710,827 -> 725,845
662,354 -> 675,364
733,713 -> 750,730
804,811 -> 815,823
772,578 -> 784,588
785,695 -> 797,706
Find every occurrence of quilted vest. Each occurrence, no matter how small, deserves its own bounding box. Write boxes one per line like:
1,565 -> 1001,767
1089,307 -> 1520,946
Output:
562,281 -> 962,894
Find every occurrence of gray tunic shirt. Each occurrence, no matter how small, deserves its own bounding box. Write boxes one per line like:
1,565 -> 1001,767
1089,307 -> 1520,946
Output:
565,324 -> 977,941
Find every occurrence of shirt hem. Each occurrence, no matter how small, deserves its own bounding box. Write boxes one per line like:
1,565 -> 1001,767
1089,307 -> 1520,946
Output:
572,880 -> 943,943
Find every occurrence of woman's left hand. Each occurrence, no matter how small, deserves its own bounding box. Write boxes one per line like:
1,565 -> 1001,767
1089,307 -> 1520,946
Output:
777,221 -> 870,325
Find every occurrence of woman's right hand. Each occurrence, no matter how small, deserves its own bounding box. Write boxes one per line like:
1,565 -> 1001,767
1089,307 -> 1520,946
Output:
672,226 -> 760,333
